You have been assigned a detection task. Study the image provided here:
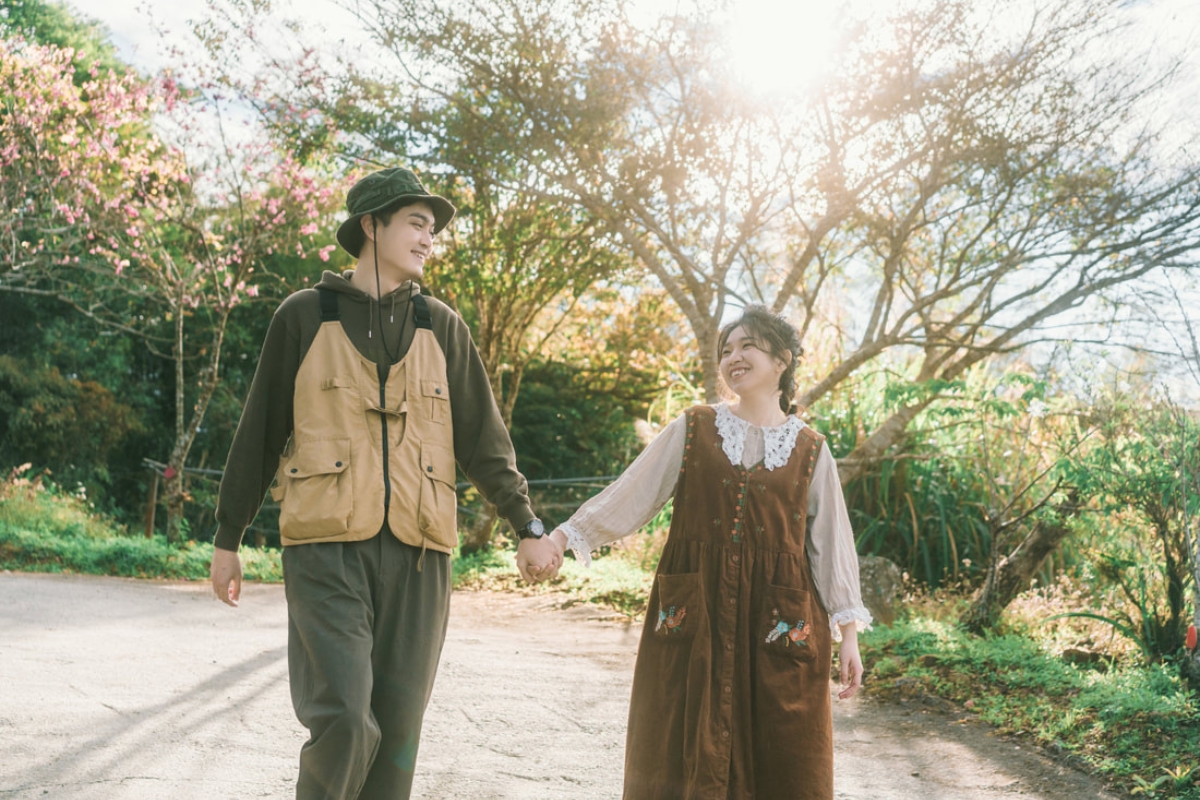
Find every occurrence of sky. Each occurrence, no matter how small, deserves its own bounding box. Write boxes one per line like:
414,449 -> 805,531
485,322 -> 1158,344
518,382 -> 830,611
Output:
73,0 -> 1200,86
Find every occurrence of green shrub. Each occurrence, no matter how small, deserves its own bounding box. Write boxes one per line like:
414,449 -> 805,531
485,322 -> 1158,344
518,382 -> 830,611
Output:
0,473 -> 280,581
864,617 -> 1200,798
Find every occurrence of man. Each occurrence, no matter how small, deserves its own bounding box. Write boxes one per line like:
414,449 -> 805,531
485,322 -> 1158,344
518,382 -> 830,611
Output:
210,167 -> 562,799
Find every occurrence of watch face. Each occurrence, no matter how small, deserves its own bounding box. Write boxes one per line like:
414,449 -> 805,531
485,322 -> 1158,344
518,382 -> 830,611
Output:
526,519 -> 545,538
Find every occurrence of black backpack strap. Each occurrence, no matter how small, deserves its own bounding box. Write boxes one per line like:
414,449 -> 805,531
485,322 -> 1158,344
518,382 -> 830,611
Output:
317,287 -> 339,322
412,293 -> 432,330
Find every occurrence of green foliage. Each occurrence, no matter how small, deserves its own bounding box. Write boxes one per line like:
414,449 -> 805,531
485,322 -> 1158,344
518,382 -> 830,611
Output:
1054,396 -> 1199,662
865,616 -> 1200,798
0,475 -> 281,580
0,0 -> 124,83
0,355 -> 143,498
816,364 -> 1074,589
509,359 -> 642,480
503,358 -> 643,530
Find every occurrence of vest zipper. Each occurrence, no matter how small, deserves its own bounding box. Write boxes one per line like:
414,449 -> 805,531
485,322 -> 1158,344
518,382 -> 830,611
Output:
377,361 -> 392,521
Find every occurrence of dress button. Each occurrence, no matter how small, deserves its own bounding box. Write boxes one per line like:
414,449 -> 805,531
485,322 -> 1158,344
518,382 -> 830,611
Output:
721,730 -> 730,741
728,597 -> 736,605
731,554 -> 739,563
725,642 -> 733,651
723,684 -> 732,694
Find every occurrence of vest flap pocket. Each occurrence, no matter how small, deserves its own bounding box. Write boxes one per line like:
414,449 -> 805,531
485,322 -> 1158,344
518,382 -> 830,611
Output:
320,376 -> 352,391
420,441 -> 455,486
420,379 -> 450,424
653,572 -> 701,640
760,584 -> 816,661
420,379 -> 449,399
284,439 -> 350,479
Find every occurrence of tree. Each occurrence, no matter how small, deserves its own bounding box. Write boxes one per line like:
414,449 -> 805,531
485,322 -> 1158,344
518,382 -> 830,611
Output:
193,0 -> 638,430
0,0 -> 123,83
294,0 -> 1200,491
0,34 -> 344,541
1055,394 -> 1199,663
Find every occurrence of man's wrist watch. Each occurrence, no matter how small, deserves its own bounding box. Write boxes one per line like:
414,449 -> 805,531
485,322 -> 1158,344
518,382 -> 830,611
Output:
516,518 -> 546,541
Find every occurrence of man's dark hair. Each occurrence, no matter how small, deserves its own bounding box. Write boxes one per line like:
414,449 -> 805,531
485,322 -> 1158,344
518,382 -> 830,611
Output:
371,198 -> 433,228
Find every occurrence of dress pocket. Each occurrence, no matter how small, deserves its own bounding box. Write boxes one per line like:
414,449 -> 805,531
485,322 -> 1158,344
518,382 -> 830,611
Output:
653,572 -> 701,640
759,584 -> 817,662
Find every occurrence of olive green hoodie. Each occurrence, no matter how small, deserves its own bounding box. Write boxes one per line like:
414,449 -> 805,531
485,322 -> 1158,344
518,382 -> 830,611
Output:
213,269 -> 534,551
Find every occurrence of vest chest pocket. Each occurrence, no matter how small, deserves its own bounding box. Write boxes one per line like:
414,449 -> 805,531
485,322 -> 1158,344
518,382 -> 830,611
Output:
420,379 -> 450,425
759,584 -> 817,663
417,441 -> 458,549
274,438 -> 354,540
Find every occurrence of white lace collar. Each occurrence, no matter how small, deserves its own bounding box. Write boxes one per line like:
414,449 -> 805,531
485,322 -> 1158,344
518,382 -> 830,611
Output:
713,402 -> 806,471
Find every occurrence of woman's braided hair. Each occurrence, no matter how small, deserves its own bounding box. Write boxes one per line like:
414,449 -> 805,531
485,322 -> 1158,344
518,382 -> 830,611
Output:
717,304 -> 804,414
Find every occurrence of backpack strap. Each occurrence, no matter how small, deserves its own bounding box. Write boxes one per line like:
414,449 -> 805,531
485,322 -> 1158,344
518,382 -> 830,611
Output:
412,293 -> 432,330
317,287 -> 340,322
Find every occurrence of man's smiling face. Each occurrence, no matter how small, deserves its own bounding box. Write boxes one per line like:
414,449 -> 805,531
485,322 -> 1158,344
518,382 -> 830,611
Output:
365,200 -> 436,284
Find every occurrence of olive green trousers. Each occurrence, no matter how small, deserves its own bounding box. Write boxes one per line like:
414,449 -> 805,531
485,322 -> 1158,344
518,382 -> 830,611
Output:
283,533 -> 451,800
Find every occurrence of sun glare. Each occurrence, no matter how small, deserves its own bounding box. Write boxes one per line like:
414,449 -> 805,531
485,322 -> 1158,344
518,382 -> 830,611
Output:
727,0 -> 845,96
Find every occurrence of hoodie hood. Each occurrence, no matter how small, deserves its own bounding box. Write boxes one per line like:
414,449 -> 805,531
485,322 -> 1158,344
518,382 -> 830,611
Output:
315,269 -> 421,303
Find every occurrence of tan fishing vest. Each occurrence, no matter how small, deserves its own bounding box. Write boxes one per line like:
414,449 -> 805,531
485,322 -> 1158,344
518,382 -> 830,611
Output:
270,289 -> 459,552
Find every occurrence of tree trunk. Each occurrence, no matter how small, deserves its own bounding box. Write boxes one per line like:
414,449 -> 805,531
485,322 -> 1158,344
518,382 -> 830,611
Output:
959,494 -> 1081,635
1186,519 -> 1200,685
163,303 -> 229,544
835,400 -> 933,486
164,472 -> 185,544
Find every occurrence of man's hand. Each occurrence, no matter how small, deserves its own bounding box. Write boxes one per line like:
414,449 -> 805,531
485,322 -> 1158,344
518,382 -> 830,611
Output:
516,532 -> 564,584
210,547 -> 243,607
837,625 -> 863,699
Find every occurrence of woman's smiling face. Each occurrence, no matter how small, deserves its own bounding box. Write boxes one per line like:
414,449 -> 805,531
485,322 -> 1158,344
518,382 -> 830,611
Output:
718,325 -> 787,400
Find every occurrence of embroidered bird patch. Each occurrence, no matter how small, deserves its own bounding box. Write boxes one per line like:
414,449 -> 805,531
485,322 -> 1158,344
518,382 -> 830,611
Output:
765,608 -> 812,648
656,605 -> 687,634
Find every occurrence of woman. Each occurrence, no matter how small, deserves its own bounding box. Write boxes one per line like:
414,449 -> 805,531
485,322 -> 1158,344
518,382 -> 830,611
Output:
539,305 -> 871,800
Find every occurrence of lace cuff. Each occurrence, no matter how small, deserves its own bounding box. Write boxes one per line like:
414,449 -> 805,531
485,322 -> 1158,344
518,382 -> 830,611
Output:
829,607 -> 874,641
559,521 -> 593,568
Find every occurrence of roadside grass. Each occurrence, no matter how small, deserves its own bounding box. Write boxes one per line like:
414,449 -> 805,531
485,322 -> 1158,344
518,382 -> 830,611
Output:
864,610 -> 1200,799
0,483 -> 283,580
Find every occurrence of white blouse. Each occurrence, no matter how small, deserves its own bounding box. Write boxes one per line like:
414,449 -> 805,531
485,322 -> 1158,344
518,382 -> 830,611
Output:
559,403 -> 873,640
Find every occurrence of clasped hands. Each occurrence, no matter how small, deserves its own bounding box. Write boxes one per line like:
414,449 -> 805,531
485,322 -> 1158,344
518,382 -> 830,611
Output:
516,528 -> 566,584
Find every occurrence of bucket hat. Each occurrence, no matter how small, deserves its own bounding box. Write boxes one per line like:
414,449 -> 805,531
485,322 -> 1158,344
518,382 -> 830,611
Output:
335,167 -> 457,257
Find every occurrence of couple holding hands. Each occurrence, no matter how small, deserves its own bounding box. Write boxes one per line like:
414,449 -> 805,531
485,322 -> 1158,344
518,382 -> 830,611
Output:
210,166 -> 870,800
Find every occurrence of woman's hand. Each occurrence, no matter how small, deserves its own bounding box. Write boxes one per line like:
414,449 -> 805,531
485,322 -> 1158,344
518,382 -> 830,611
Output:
837,624 -> 863,699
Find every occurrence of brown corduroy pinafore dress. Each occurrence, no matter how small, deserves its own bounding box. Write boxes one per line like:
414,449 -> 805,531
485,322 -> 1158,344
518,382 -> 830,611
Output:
623,405 -> 833,800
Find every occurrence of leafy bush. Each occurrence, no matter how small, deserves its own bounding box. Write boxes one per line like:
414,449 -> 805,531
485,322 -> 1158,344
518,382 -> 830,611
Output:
864,615 -> 1200,798
0,356 -> 143,499
0,470 -> 280,580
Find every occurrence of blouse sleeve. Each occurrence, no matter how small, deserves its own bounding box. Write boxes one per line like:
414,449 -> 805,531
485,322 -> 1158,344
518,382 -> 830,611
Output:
806,441 -> 874,640
557,413 -> 687,567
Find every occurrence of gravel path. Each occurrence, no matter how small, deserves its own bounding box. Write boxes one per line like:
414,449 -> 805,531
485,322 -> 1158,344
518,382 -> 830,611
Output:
0,572 -> 1121,799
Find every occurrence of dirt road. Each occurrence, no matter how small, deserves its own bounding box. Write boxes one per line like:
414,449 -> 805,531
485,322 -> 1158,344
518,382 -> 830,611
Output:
0,572 -> 1121,799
